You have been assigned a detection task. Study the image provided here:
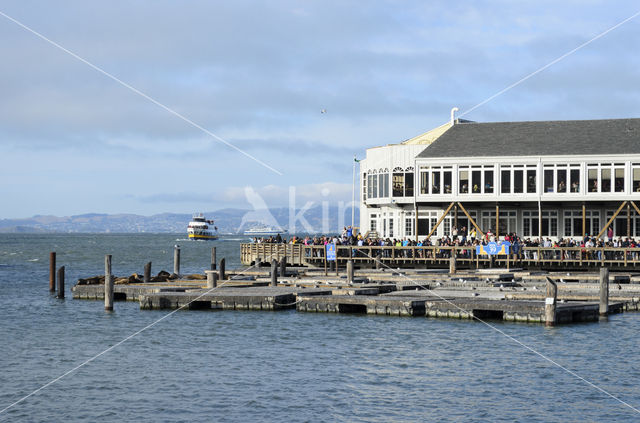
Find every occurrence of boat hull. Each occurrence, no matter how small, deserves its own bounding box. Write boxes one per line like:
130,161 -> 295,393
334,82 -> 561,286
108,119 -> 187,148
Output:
188,233 -> 218,240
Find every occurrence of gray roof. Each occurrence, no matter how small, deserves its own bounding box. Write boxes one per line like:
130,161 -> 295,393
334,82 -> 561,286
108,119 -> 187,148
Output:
417,118 -> 640,158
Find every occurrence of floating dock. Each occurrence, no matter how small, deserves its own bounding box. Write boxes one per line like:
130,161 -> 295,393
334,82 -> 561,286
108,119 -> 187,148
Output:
70,267 -> 638,325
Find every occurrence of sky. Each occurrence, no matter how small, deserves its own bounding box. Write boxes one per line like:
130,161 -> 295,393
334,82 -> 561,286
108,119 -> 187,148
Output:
1,0 -> 639,218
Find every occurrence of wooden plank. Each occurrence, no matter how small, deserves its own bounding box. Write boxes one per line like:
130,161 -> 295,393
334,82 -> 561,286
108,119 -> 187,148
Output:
427,202 -> 455,239
457,202 -> 484,239
597,201 -> 627,239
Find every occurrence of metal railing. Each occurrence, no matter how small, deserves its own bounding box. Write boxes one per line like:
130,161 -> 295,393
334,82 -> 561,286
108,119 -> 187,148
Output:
240,243 -> 640,268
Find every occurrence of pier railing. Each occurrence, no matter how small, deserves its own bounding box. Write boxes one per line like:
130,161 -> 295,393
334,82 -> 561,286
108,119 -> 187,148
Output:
240,243 -> 640,269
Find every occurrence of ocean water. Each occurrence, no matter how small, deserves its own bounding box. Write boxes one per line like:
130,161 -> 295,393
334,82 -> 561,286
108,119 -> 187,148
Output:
0,233 -> 639,422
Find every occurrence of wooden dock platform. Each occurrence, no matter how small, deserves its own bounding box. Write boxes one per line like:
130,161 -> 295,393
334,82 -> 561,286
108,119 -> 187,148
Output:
295,292 -> 612,323
71,265 -> 639,325
241,243 -> 640,271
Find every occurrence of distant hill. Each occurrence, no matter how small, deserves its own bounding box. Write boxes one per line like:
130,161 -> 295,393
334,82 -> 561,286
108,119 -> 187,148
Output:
0,206 -> 359,234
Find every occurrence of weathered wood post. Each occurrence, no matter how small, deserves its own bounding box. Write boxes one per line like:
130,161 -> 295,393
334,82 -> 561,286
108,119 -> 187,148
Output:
600,267 -> 609,316
280,256 -> 287,277
545,277 -> 557,326
143,262 -> 152,283
271,259 -> 278,286
211,247 -> 217,271
205,270 -> 218,289
347,259 -> 354,283
56,266 -> 65,299
105,255 -> 114,311
219,258 -> 226,281
449,250 -> 457,275
375,252 -> 382,270
49,252 -> 56,292
173,245 -> 181,276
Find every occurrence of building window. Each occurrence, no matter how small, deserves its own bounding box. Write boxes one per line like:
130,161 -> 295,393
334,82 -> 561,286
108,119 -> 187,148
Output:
389,218 -> 394,238
405,167 -> 414,197
421,166 -> 452,195
459,165 -> 494,194
522,211 -> 557,237
367,171 -> 376,199
542,211 -> 558,237
405,218 -> 413,237
392,167 -> 404,197
501,170 -> 510,193
605,210 -> 640,237
392,167 -> 414,197
362,173 -> 367,201
523,211 -> 538,237
420,168 -> 429,194
587,163 -> 625,193
634,165 -> 640,192
480,210 -> 516,234
370,214 -> 377,232
378,169 -> 389,198
542,164 -> 580,194
543,168 -> 554,193
459,169 -> 469,194
417,211 -> 439,236
564,210 -> 599,238
501,165 -> 534,194
526,169 -> 536,193
485,170 -> 494,193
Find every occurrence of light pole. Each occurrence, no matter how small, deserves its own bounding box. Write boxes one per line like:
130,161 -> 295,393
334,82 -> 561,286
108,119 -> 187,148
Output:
352,155 -> 359,230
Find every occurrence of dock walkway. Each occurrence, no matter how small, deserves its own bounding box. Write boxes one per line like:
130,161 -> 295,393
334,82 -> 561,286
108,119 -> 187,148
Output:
241,243 -> 640,271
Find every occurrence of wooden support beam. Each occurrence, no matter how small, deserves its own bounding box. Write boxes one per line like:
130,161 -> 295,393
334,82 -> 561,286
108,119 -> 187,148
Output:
457,202 -> 484,239
495,203 -> 500,238
427,202 -> 455,239
454,204 -> 458,236
415,203 -> 419,242
627,203 -> 631,237
596,201 -> 627,239
582,203 -> 586,238
631,201 -> 640,218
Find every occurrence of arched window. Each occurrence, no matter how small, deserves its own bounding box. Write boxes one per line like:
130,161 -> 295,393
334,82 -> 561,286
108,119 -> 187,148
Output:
392,167 -> 414,197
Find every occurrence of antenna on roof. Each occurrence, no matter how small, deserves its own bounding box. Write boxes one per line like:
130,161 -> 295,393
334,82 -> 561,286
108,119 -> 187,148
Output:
450,107 -> 459,126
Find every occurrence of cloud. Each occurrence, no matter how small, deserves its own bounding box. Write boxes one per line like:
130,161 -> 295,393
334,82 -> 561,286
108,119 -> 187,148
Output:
220,182 -> 353,207
1,0 -> 639,217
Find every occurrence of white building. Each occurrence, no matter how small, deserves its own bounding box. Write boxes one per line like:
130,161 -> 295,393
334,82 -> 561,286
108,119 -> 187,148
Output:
359,118 -> 640,241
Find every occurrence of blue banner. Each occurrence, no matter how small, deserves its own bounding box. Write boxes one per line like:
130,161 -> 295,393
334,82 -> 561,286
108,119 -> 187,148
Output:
476,241 -> 511,256
326,243 -> 336,261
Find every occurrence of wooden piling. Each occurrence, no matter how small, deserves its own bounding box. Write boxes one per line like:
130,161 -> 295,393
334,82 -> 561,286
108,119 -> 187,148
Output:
143,262 -> 151,283
173,246 -> 181,276
211,247 -> 217,271
205,270 -> 218,289
375,252 -> 382,270
49,252 -> 56,292
347,260 -> 354,283
105,255 -> 114,311
280,256 -> 287,277
545,277 -> 557,326
56,266 -> 65,299
600,267 -> 609,316
449,253 -> 456,275
219,258 -> 226,281
271,259 -> 278,286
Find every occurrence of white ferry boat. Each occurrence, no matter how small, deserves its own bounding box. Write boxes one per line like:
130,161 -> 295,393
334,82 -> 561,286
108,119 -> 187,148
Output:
244,225 -> 287,236
187,213 -> 219,240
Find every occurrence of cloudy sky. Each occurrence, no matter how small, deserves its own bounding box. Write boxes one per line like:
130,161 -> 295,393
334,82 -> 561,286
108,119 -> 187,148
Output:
1,0 -> 639,218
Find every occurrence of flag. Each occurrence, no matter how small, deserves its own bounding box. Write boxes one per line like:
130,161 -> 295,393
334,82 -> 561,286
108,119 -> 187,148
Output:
354,157 -> 360,162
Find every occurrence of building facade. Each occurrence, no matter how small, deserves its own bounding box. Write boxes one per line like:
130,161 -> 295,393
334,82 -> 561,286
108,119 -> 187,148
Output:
360,118 -> 640,241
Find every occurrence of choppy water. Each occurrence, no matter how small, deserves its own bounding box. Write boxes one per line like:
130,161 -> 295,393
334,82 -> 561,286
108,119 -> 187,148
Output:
0,233 -> 639,422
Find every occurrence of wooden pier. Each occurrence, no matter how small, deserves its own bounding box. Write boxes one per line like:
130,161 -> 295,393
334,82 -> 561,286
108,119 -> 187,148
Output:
241,243 -> 640,271
70,265 -> 640,325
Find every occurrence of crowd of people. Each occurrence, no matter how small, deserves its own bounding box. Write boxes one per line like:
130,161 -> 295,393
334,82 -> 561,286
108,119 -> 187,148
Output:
250,225 -> 640,261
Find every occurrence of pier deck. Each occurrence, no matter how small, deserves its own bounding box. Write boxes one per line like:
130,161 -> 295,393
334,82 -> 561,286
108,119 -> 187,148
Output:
241,243 -> 640,271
